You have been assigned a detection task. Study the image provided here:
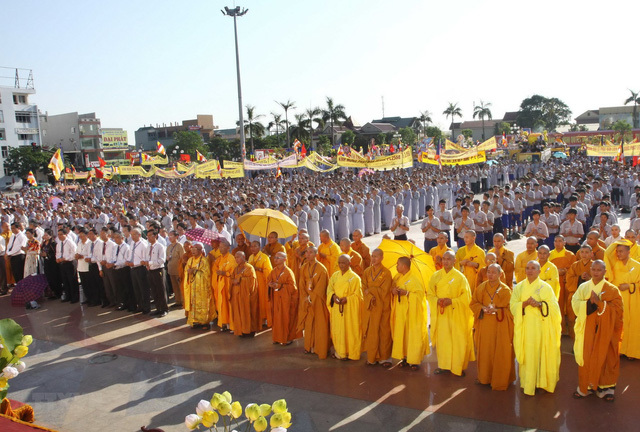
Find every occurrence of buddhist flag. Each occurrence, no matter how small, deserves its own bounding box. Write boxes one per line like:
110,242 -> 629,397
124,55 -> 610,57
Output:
337,145 -> 344,156
275,165 -> 282,179
98,156 -> 107,167
293,139 -> 301,150
501,133 -> 508,147
435,141 -> 442,171
156,141 -> 166,155
217,161 -> 223,177
614,144 -> 623,162
196,150 -> 207,162
48,149 -> 64,181
27,171 -> 37,187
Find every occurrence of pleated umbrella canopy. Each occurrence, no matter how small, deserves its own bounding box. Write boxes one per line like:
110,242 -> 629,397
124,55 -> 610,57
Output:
378,239 -> 436,287
237,209 -> 298,238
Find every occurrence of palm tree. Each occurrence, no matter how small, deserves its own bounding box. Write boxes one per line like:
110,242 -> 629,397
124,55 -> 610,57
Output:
276,99 -> 296,147
244,105 -> 264,155
473,100 -> 493,141
305,107 -> 322,150
625,89 -> 640,129
443,103 -> 463,139
418,110 -> 432,137
289,113 -> 309,142
322,97 -> 347,145
268,113 -> 285,147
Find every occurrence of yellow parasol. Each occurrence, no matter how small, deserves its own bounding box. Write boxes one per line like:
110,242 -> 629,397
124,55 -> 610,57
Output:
378,239 -> 436,287
237,209 -> 298,239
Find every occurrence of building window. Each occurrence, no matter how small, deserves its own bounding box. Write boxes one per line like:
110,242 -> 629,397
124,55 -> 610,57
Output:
18,134 -> 30,140
71,126 -> 76,134
3,167 -> 9,176
0,110 -> 4,123
0,130 -> 5,141
1,146 -> 8,158
13,95 -> 27,104
15,112 -> 31,123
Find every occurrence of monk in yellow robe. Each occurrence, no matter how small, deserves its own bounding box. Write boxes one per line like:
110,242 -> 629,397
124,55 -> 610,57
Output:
489,233 -> 515,287
297,246 -> 330,359
361,249 -> 393,366
248,241 -> 273,327
510,260 -> 562,396
327,254 -> 363,360
339,238 -> 364,277
605,229 -> 640,271
391,256 -> 429,370
212,240 -> 237,331
550,235 -> 576,320
184,243 -> 213,329
470,263 -> 515,390
318,229 -> 341,277
565,245 -> 593,337
429,232 -> 452,271
537,245 -> 560,299
427,251 -> 475,376
207,239 -> 221,267
263,231 -> 286,267
230,251 -> 259,337
605,239 -> 640,359
454,231 -> 485,293
352,229 -> 371,270
1,223 -> 14,286
268,252 -> 300,345
572,260 -> 623,401
475,253 -> 506,289
515,237 -> 538,283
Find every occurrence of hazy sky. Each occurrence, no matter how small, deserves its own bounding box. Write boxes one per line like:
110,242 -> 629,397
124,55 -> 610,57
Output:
2,0 -> 639,144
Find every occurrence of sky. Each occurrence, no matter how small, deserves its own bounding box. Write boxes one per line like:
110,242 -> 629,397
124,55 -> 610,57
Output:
2,0 -> 639,145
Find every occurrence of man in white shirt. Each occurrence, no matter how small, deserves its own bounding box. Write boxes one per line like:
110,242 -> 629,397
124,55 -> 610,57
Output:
56,227 -> 79,303
390,204 -> 410,241
110,231 -> 134,311
87,228 -> 108,307
96,227 -> 117,307
421,205 -> 441,252
76,227 -> 98,306
144,230 -> 168,317
127,228 -> 150,314
7,222 -> 27,283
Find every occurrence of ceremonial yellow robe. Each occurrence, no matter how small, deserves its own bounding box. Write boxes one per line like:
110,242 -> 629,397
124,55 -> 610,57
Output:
391,272 -> 429,365
606,256 -> 640,359
514,250 -> 537,283
297,260 -> 330,359
427,268 -> 475,375
489,246 -> 515,288
455,244 -> 486,292
361,264 -> 393,364
510,277 -> 562,396
352,241 -> 371,270
248,251 -> 273,326
184,256 -> 213,326
327,268 -> 363,360
212,252 -> 237,328
230,264 -> 259,335
429,244 -> 453,271
539,261 -> 560,299
318,240 -> 341,277
263,242 -> 286,267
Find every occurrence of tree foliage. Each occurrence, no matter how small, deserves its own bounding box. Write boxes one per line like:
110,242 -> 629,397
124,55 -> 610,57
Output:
341,130 -> 356,146
207,137 -> 241,161
398,127 -> 417,146
5,146 -> 59,179
461,129 -> 473,139
494,122 -> 512,135
624,89 -> 640,129
316,135 -> 332,155
516,95 -> 571,132
425,126 -> 443,141
168,131 -> 208,160
612,119 -> 632,132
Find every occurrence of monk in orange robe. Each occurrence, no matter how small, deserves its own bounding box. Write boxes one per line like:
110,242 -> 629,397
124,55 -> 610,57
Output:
2,223 -> 14,286
291,232 -> 313,284
351,229 -> 371,270
361,248 -> 393,366
475,253 -> 507,289
248,241 -> 273,327
565,244 -> 593,338
550,235 -> 577,324
212,240 -> 237,331
340,238 -> 364,277
231,233 -> 250,258
297,246 -> 330,359
429,232 -> 452,271
470,263 -> 515,390
230,251 -> 259,337
269,252 -> 300,345
586,231 -> 605,261
263,231 -> 286,267
489,233 -> 514,287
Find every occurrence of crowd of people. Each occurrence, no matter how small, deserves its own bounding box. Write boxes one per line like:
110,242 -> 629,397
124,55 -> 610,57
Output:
2,155 -> 640,401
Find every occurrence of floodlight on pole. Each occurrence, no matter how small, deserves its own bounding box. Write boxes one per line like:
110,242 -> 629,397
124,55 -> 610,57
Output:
222,5 -> 249,161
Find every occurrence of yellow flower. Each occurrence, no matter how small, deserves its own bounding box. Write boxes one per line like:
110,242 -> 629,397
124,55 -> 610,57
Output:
253,416 -> 267,432
21,335 -> 33,347
259,403 -> 271,417
231,401 -> 242,419
270,413 -> 284,428
14,345 -> 28,358
222,391 -> 232,403
245,403 -> 260,422
0,377 -> 7,388
210,393 -> 225,409
202,410 -> 219,428
282,411 -> 292,428
272,399 -> 287,414
218,401 -> 231,416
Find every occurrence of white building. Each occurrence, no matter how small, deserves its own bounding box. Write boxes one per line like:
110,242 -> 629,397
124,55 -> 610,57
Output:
0,68 -> 42,178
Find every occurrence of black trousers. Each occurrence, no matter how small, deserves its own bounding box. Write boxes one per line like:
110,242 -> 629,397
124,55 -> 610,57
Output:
43,258 -> 62,296
0,255 -> 7,290
130,266 -> 150,313
115,267 -> 135,310
10,254 -> 25,283
102,267 -> 117,305
88,263 -> 104,305
148,268 -> 168,312
78,271 -> 93,303
59,261 -> 79,302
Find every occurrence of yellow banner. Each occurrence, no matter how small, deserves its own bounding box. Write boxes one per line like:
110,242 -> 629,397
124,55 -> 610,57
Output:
367,147 -> 413,170
476,136 -> 497,152
64,171 -> 90,180
176,162 -> 192,172
445,140 -> 467,152
142,155 -> 168,165
586,142 -> 640,157
422,151 -> 486,166
119,166 -> 145,176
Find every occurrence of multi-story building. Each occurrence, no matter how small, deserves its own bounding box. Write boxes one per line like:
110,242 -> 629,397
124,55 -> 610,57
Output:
0,67 -> 42,178
135,114 -> 217,151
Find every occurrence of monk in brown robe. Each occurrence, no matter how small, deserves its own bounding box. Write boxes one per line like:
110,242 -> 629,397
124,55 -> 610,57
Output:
231,233 -> 250,258
291,232 -> 312,284
475,253 -> 507,289
572,260 -> 623,402
429,232 -> 452,271
565,245 -> 593,338
470,263 -> 515,390
361,248 -> 393,366
550,235 -> 576,324
297,246 -> 330,359
263,231 -> 286,267
351,229 -> 371,270
230,251 -> 259,337
268,252 -> 300,345
248,241 -> 273,327
489,233 -> 515,287
586,231 -> 606,261
339,238 -> 364,277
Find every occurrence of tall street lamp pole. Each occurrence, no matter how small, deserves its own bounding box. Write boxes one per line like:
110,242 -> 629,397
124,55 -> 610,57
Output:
221,6 -> 248,161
